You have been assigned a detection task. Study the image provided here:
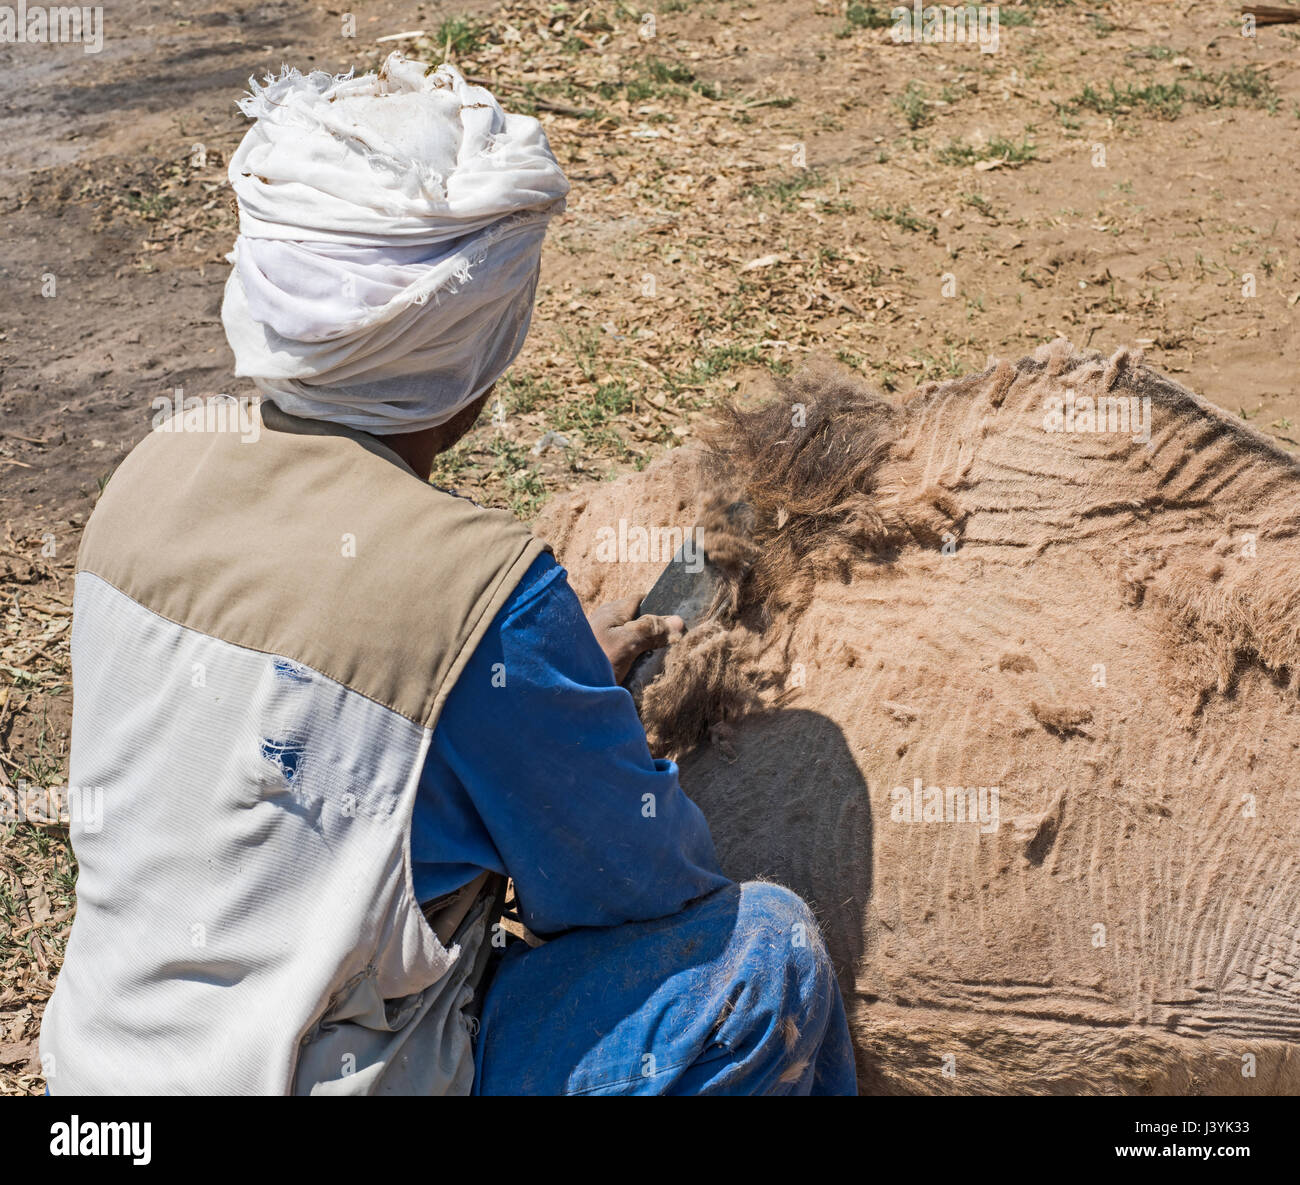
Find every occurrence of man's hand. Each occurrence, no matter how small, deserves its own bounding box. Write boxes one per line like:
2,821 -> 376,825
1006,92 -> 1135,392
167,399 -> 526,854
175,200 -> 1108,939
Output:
588,596 -> 686,684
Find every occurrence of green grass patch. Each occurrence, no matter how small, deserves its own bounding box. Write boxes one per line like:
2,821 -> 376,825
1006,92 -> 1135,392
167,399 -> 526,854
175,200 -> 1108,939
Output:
937,135 -> 1038,167
744,169 -> 826,209
597,57 -> 723,104
1192,66 -> 1279,112
1072,79 -> 1186,120
911,345 -> 968,383
690,343 -> 763,379
1128,45 -> 1174,61
122,190 -> 178,220
894,82 -> 933,130
498,372 -> 557,416
434,16 -> 485,57
1067,67 -> 1278,121
842,3 -> 895,31
869,205 -> 938,237
486,439 -> 548,518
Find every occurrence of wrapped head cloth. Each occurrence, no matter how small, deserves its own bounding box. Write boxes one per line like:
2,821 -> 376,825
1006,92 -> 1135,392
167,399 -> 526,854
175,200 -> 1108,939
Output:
221,53 -> 569,434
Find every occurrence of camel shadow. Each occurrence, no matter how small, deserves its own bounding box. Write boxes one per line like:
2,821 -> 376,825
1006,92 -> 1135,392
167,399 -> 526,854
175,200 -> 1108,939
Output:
675,708 -> 873,991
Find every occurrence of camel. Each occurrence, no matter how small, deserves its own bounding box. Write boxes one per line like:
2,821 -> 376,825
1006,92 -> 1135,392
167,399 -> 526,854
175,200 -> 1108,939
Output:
533,340 -> 1300,1094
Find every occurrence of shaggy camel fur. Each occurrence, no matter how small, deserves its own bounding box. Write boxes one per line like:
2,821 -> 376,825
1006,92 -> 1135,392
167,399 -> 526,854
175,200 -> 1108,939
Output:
535,341 -> 1300,1094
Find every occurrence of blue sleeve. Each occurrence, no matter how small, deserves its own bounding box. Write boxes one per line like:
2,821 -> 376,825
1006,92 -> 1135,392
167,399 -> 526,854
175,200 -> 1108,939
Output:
410,552 -> 730,936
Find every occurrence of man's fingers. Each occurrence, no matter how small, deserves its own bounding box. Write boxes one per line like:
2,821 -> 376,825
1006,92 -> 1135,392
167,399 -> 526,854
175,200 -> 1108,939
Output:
587,599 -> 685,683
623,612 -> 685,653
589,594 -> 644,631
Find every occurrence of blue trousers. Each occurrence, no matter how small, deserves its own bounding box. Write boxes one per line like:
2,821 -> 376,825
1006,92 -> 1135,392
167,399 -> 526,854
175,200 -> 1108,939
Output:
473,882 -> 858,1095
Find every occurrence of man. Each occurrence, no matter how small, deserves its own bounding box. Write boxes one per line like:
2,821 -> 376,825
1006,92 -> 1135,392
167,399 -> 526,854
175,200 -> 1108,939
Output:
40,56 -> 855,1095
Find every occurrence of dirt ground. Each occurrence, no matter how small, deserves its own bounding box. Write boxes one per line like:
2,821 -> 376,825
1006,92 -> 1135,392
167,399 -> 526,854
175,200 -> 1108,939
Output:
1,0 -> 1297,1093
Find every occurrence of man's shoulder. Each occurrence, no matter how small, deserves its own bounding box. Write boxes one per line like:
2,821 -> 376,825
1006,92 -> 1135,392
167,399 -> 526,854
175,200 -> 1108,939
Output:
78,402 -> 547,727
87,399 -> 535,564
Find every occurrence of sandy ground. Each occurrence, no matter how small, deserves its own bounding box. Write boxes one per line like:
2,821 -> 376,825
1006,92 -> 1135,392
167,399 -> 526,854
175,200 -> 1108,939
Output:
1,0 -> 1297,1092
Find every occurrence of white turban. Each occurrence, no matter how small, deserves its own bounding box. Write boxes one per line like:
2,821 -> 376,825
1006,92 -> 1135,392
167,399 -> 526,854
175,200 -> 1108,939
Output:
220,54 -> 569,434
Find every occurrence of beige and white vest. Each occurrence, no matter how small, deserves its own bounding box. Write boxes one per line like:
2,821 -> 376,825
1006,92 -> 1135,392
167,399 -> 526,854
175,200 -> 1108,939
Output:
41,401 -> 546,1094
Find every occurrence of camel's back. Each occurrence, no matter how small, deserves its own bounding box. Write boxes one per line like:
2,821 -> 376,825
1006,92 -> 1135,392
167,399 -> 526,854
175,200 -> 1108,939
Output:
536,346 -> 1300,1094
